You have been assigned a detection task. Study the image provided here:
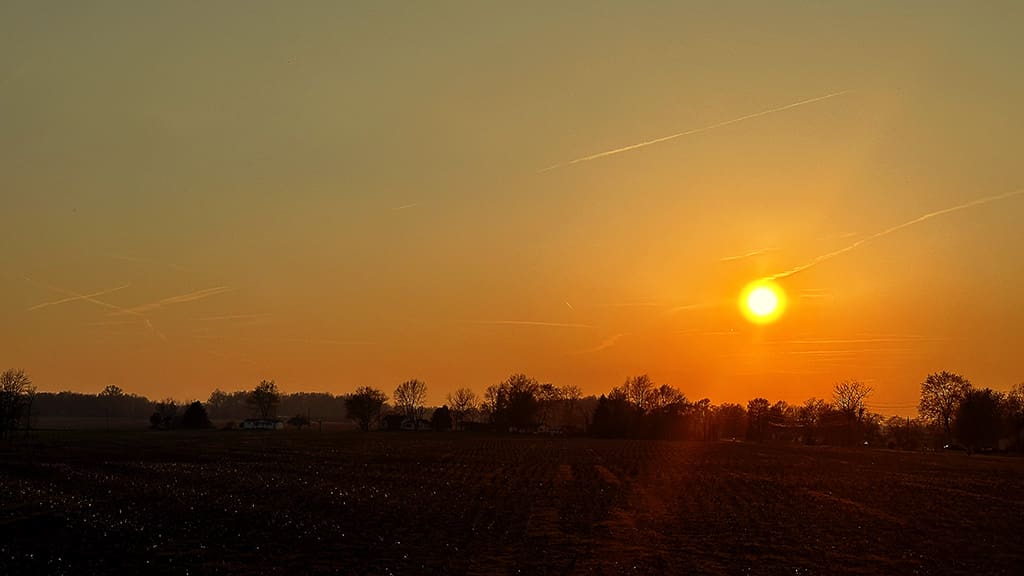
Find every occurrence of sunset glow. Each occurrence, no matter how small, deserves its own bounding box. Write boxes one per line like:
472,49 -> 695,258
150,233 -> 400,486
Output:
739,280 -> 786,325
1,2 -> 1022,414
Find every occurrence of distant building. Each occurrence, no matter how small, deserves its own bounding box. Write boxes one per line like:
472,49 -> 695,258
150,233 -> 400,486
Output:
239,418 -> 284,430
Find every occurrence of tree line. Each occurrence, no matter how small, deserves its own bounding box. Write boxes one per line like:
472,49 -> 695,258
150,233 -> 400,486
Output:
2,367 -> 1022,452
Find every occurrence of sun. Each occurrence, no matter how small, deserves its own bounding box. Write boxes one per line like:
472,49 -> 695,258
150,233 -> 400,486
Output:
739,279 -> 787,324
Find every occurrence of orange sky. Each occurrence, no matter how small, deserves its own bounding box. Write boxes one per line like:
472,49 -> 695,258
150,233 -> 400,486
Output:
2,2 -> 1022,416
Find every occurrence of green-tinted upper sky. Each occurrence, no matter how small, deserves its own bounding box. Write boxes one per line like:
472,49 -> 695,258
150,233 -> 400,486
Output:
2,1 -> 1022,413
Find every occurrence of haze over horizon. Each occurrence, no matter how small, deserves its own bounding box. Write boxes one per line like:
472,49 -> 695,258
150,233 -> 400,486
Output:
3,2 -> 1022,415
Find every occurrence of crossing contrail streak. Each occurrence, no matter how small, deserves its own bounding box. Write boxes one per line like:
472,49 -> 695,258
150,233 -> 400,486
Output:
766,188 -> 1024,281
539,90 -> 850,172
28,284 -> 131,311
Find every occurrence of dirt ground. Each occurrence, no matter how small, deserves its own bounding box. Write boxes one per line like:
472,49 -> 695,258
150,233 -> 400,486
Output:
2,431 -> 1022,575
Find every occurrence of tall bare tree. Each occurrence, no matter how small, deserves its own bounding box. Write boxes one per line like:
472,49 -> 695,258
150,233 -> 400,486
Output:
833,380 -> 872,421
248,379 -> 281,419
833,380 -> 872,445
446,387 -> 478,430
918,371 -> 972,440
614,374 -> 657,414
394,379 -> 427,428
0,369 -> 34,439
747,397 -> 771,441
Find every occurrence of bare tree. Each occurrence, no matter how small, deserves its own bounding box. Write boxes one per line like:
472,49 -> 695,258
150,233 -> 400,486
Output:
100,385 -> 125,397
614,374 -> 657,414
833,380 -> 872,419
560,384 -> 583,429
394,379 -> 427,428
798,397 -> 829,445
247,380 -> 281,419
345,386 -> 388,431
833,380 -> 872,445
918,371 -> 972,441
747,397 -> 771,441
0,369 -> 34,439
446,387 -> 478,430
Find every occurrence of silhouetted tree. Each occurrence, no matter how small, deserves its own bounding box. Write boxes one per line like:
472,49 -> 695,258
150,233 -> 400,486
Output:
180,401 -> 212,429
798,398 -> 829,445
206,388 -> 233,419
615,374 -> 657,414
1007,383 -> 1024,451
100,385 -> 125,398
247,380 -> 281,419
485,373 -> 541,431
446,387 -> 478,430
833,380 -> 872,445
394,379 -> 427,429
560,384 -> 584,429
747,397 -> 771,441
345,386 -> 387,431
431,405 -> 453,431
716,403 -> 747,439
0,369 -> 34,439
954,388 -> 1003,453
692,398 -> 712,440
150,398 -> 178,430
591,394 -> 632,438
918,371 -> 972,441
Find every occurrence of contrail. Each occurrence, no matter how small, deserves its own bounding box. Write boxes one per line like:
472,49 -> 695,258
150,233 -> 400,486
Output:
719,247 -> 779,262
468,320 -> 594,329
393,203 -> 419,210
22,276 -> 165,339
28,284 -> 131,311
112,286 -> 232,315
540,90 -> 850,172
573,332 -> 627,354
766,188 -> 1024,280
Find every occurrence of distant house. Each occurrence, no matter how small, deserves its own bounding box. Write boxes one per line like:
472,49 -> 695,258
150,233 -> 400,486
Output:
239,418 -> 284,430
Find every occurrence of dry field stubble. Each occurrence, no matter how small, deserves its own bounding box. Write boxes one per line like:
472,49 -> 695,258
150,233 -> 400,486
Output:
1,431 -> 1022,575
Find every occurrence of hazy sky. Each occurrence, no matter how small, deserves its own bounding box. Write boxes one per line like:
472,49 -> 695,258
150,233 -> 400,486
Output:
3,2 -> 1022,414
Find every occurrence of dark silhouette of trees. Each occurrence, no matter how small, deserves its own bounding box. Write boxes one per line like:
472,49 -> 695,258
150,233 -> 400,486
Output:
447,387 -> 478,430
746,397 -> 771,441
1,369 -> 34,439
833,380 -> 872,445
345,386 -> 387,431
715,403 -> 747,439
1007,383 -> 1024,451
560,384 -> 584,430
591,394 -> 632,437
180,401 -> 212,429
918,371 -> 972,441
394,379 -> 427,429
595,376 -> 688,438
798,398 -> 829,445
954,388 -> 1003,452
248,380 -> 281,419
150,398 -> 178,430
614,374 -> 657,414
485,373 -> 541,431
100,385 -> 125,398
431,405 -> 453,431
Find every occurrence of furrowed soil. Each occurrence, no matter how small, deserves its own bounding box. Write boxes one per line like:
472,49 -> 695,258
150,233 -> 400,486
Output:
1,432 -> 1022,575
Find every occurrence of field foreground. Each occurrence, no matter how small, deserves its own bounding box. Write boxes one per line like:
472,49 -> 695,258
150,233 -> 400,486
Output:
2,432 -> 1022,575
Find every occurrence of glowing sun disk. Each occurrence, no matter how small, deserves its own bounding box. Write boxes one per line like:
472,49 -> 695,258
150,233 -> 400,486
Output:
739,280 -> 787,324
